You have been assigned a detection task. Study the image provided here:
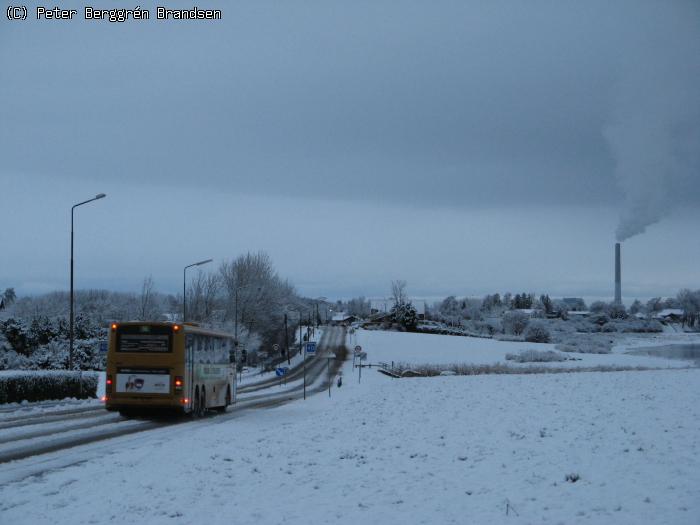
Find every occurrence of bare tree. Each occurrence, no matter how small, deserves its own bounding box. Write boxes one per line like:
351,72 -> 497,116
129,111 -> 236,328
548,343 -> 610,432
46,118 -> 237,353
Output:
139,275 -> 156,320
186,270 -> 221,323
391,280 -> 408,307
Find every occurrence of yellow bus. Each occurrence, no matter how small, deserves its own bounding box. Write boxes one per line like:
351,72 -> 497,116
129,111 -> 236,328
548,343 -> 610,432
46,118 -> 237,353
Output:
105,321 -> 236,416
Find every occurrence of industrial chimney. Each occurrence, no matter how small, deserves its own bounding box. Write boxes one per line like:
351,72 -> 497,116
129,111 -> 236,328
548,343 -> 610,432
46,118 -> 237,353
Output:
614,242 -> 622,304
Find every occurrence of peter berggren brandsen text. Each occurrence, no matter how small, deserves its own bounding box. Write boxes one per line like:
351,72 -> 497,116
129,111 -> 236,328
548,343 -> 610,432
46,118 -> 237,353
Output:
35,6 -> 223,22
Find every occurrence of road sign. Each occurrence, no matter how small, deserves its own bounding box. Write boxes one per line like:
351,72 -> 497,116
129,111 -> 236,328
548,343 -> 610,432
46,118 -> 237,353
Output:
305,341 -> 317,355
273,343 -> 280,352
359,352 -> 367,360
275,367 -> 289,377
99,340 -> 108,353
354,345 -> 362,354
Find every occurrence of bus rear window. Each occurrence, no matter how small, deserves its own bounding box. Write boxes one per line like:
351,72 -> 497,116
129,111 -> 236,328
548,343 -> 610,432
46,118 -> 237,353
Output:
117,325 -> 172,353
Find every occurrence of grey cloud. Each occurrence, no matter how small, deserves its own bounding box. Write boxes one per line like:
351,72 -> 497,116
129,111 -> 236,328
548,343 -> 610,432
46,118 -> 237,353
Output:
5,1 -> 698,211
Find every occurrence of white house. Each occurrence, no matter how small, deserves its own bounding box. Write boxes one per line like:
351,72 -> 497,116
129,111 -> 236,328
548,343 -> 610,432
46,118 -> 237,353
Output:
653,309 -> 684,322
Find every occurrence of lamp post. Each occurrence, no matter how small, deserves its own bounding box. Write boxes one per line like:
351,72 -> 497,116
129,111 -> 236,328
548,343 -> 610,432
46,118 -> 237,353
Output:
183,259 -> 213,322
286,309 -> 306,399
314,296 -> 327,328
69,193 -> 106,371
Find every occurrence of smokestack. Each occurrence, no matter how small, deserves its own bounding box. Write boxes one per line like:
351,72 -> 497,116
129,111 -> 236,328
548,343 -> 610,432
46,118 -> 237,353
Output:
614,242 -> 622,304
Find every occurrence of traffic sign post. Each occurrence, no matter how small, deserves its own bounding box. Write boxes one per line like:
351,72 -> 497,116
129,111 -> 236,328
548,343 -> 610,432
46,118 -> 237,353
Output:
358,351 -> 367,384
276,366 -> 289,386
325,354 -> 336,398
353,345 -> 361,368
302,341 -> 317,400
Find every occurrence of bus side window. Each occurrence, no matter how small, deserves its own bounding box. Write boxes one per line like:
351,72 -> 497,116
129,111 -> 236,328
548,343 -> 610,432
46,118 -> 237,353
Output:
186,335 -> 194,364
227,339 -> 235,364
217,338 -> 224,364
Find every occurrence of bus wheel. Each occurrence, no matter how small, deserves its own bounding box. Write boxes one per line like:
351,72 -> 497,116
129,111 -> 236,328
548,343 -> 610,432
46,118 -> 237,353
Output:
193,388 -> 201,418
216,387 -> 231,413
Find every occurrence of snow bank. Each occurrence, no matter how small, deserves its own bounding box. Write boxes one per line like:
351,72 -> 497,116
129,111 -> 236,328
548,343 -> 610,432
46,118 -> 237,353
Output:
0,370 -> 98,404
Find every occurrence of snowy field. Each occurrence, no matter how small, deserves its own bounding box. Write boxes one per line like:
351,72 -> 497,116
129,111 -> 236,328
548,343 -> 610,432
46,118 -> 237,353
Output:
352,328 -> 700,370
1,358 -> 699,524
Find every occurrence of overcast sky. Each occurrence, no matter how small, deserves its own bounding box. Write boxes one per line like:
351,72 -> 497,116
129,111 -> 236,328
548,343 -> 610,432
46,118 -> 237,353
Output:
1,1 -> 699,301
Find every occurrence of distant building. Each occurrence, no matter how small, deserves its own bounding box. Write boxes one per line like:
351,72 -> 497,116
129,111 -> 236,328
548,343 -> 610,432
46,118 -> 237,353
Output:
653,309 -> 684,323
513,308 -> 544,318
567,310 -> 591,318
561,298 -> 586,311
330,312 -> 356,326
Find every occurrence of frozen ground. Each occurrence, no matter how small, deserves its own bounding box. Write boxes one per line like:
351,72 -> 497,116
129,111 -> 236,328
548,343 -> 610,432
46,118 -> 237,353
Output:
352,328 -> 700,370
1,354 -> 699,523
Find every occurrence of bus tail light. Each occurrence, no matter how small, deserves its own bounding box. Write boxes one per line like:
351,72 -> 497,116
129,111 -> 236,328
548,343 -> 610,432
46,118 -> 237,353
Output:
181,398 -> 189,405
106,374 -> 113,394
174,376 -> 183,392
173,324 -> 181,332
111,323 -> 118,331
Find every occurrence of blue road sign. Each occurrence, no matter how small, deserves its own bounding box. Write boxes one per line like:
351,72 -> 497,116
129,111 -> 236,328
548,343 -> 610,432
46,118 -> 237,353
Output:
275,367 -> 290,377
99,340 -> 108,353
305,341 -> 317,355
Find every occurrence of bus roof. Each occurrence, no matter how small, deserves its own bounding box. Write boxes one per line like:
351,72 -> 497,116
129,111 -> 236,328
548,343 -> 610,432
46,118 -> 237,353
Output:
113,321 -> 235,339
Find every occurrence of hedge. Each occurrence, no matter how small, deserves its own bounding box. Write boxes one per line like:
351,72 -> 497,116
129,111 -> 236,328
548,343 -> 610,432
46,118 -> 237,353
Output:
0,371 -> 98,404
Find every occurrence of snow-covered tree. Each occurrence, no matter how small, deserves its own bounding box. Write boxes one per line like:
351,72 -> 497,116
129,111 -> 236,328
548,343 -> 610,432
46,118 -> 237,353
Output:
677,289 -> 700,328
524,321 -> 551,343
646,297 -> 663,313
502,310 -> 530,335
346,297 -> 370,317
391,301 -> 417,330
590,301 -> 608,314
438,296 -> 461,325
2,288 -> 16,306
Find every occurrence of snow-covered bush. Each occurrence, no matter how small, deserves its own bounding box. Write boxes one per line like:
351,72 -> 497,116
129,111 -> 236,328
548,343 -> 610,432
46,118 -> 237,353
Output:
523,322 -> 551,343
619,319 -> 663,333
502,310 -> 529,335
589,301 -> 608,314
391,302 -> 418,330
505,349 -> 566,363
0,370 -> 98,403
556,336 -> 612,354
607,303 -> 627,320
0,349 -> 31,370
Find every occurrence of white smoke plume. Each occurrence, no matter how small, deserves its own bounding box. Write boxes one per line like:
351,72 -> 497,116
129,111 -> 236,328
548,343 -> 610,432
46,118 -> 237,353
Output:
604,3 -> 700,242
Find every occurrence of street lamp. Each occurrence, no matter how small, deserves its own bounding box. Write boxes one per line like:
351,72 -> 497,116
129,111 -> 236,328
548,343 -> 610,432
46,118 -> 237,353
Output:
183,259 -> 213,322
69,193 -> 106,370
314,296 -> 327,327
286,308 -> 309,399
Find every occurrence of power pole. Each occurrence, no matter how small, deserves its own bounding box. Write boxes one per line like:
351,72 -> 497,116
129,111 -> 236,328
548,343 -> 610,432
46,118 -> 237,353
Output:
284,313 -> 290,365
